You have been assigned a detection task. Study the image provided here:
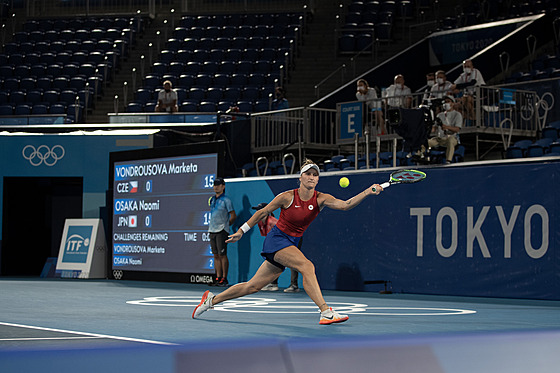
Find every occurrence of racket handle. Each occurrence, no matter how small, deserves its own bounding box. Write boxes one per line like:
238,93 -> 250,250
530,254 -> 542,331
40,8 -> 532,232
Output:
372,182 -> 390,192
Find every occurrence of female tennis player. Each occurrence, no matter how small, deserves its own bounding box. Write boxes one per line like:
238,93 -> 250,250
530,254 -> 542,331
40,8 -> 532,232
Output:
193,159 -> 383,325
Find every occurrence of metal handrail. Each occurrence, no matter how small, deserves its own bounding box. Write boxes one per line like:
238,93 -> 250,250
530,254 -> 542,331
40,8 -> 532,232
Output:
256,156 -> 268,176
314,64 -> 346,98
283,153 -> 296,174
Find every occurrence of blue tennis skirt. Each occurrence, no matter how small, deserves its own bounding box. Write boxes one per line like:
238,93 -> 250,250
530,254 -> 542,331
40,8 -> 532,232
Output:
262,225 -> 301,254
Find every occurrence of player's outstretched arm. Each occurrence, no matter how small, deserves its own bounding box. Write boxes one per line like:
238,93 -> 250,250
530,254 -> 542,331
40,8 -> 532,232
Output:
321,184 -> 382,211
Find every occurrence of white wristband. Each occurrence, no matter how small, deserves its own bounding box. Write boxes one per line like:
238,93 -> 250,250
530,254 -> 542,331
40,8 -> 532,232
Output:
240,223 -> 251,233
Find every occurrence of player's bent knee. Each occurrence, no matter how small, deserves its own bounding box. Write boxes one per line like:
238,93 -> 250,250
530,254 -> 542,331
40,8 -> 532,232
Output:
298,260 -> 315,276
246,283 -> 261,294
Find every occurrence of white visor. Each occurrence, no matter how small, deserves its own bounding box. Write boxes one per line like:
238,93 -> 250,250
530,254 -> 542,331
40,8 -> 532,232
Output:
300,163 -> 320,176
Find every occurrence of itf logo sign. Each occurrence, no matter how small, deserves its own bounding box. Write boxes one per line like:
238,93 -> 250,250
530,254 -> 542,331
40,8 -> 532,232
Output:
62,225 -> 93,263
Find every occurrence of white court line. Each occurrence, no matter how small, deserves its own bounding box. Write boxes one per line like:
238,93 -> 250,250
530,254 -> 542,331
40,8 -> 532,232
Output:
0,322 -> 178,346
0,337 -> 103,341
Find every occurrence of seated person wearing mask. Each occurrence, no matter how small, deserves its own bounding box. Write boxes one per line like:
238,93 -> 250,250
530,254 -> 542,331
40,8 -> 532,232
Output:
427,95 -> 462,164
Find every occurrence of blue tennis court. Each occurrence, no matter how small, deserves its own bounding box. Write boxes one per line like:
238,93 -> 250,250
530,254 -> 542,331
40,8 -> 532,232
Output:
1,278 -> 559,372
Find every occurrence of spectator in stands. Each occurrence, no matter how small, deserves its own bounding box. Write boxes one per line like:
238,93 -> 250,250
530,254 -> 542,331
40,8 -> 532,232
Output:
356,78 -> 386,135
422,72 -> 435,103
385,74 -> 412,109
155,80 -> 178,113
428,95 -> 462,163
452,59 -> 485,92
451,59 -> 486,120
429,70 -> 453,115
271,86 -> 289,111
430,70 -> 453,99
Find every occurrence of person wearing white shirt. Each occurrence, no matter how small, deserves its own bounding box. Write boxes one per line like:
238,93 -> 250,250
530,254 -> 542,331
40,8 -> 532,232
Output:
155,80 -> 178,113
452,59 -> 485,91
451,59 -> 485,120
356,78 -> 386,134
385,74 -> 412,109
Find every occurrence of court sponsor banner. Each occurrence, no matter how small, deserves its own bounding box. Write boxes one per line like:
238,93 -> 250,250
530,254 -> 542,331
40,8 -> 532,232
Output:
56,218 -> 107,278
226,161 -> 559,300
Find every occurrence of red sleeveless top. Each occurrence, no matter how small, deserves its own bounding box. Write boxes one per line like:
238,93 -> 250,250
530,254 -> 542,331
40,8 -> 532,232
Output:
275,189 -> 320,237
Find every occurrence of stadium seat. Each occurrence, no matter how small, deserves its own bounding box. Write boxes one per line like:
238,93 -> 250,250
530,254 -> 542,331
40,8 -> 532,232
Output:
49,102 -> 66,115
550,142 -> 560,154
177,75 -> 195,88
541,126 -> 558,141
126,102 -> 143,112
43,90 -> 60,105
223,87 -> 242,101
3,78 -> 20,91
188,87 -> 206,101
26,90 -> 42,105
31,104 -> 49,115
236,100 -> 253,112
526,144 -> 545,157
330,155 -> 345,168
533,138 -> 554,152
206,87 -> 224,102
199,101 -> 217,112
180,101 -> 199,112
0,104 -> 13,115
15,104 -> 31,115
10,90 -> 26,104
339,34 -> 356,53
339,158 -> 351,169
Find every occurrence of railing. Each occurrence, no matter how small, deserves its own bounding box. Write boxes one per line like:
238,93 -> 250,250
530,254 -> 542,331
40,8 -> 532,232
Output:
251,106 -> 337,162
252,85 -> 542,166
314,64 -> 346,99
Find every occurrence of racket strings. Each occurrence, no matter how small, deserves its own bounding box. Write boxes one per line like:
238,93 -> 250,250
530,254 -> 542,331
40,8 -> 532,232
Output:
391,170 -> 426,183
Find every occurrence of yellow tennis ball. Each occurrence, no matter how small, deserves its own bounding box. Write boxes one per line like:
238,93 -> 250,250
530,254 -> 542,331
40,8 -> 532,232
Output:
208,196 -> 212,206
339,177 -> 350,188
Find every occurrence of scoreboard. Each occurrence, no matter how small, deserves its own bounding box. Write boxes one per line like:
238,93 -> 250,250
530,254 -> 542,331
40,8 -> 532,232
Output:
109,142 -> 223,279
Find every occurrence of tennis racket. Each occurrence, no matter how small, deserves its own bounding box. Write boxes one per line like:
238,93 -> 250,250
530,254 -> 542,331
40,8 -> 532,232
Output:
373,169 -> 426,192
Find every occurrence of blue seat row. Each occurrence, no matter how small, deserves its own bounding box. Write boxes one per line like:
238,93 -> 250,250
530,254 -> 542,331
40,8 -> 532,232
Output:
151,60 -> 281,76
173,24 -> 298,40
179,13 -> 303,28
0,102 -> 84,118
506,137 -> 560,159
12,27 -> 132,44
136,86 -> 273,104
165,35 -> 294,53
127,99 -> 270,114
0,88 -> 93,108
1,48 -> 120,65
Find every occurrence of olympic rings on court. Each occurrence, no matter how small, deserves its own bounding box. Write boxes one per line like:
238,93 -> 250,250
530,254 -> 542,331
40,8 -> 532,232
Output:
22,145 -> 65,166
126,296 -> 476,316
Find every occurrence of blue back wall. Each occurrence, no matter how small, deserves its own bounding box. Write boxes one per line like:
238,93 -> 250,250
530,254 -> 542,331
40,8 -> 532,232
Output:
224,160 -> 559,300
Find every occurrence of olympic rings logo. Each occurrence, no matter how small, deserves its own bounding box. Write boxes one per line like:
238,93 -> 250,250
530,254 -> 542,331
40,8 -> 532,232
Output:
126,296 -> 477,316
22,145 -> 65,166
